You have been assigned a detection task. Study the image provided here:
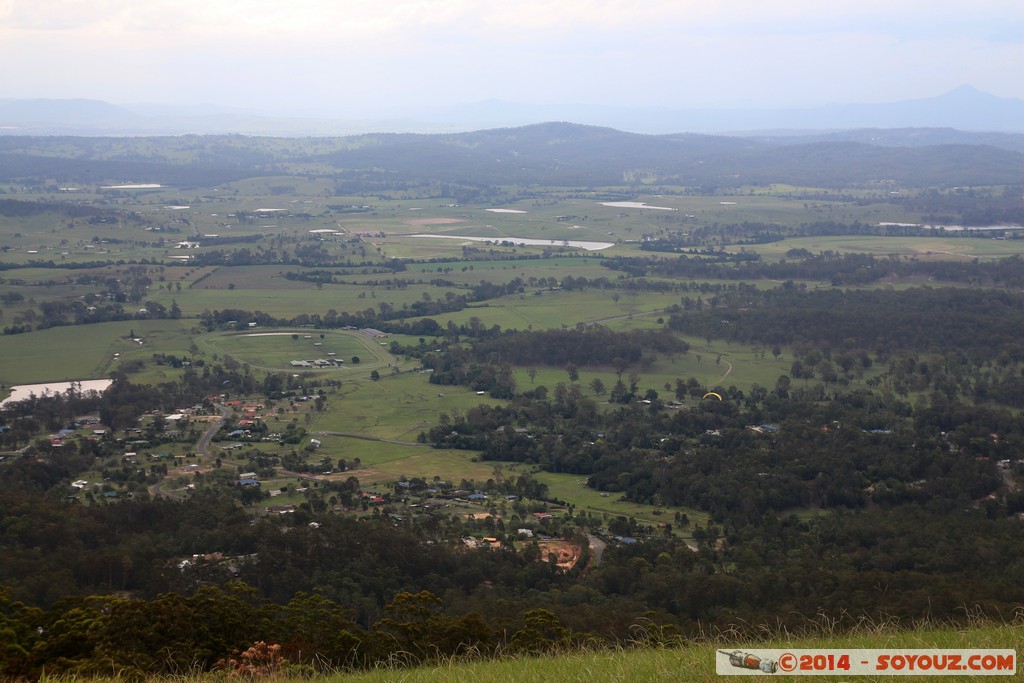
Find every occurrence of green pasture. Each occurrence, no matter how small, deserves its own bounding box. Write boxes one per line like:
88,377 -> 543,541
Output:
189,265 -> 318,291
157,270 -> 685,332
309,373 -> 503,441
205,331 -> 369,367
532,470 -> 709,538
369,237 -> 546,261
196,329 -> 400,376
737,234 -> 1024,261
151,284 -> 455,318
0,319 -> 194,388
509,330 -> 880,401
405,255 -> 611,279
315,442 -> 500,490
384,215 -> 622,245
423,289 -> 682,332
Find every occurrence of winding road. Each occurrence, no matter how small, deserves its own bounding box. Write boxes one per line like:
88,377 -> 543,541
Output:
197,404 -> 232,458
150,404 -> 230,500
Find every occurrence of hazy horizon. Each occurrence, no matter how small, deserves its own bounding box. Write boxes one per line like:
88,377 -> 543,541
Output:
2,1 -> 1022,118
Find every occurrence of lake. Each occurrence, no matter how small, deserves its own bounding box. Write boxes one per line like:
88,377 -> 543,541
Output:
600,201 -> 675,211
1,379 -> 114,407
409,234 -> 615,250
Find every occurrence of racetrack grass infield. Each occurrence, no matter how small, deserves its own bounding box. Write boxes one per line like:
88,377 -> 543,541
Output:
203,331 -> 374,369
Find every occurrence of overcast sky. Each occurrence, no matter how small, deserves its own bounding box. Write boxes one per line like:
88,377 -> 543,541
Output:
2,0 -> 1022,114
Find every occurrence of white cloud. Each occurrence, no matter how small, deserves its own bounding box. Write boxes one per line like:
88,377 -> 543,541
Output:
1,0 -> 1021,109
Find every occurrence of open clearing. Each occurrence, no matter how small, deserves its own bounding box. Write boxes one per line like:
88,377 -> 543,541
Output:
201,330 -> 385,372
537,539 -> 583,570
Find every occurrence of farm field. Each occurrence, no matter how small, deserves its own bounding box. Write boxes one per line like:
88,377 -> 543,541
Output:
532,469 -> 709,539
737,234 -> 1024,260
308,373 -> 505,441
199,329 -> 397,373
0,318 -> 194,389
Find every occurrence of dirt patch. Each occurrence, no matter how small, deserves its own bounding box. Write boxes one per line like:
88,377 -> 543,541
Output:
402,218 -> 467,226
537,540 -> 583,571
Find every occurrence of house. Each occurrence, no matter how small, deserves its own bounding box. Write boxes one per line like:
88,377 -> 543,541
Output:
237,478 -> 260,488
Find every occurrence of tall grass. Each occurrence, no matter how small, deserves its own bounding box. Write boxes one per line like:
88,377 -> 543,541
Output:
37,616 -> 1017,683
331,616 -> 1022,683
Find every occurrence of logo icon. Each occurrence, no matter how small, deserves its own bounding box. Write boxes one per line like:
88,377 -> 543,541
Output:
720,650 -> 778,674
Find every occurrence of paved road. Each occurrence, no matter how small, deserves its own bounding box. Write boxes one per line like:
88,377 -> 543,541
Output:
196,404 -> 232,458
150,405 -> 231,500
587,533 -> 607,567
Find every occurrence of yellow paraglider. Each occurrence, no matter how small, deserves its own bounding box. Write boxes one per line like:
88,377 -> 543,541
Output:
702,392 -> 723,401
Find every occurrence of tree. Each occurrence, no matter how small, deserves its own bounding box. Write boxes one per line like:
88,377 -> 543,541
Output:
590,378 -> 606,396
674,378 -> 687,401
351,356 -> 360,364
565,363 -> 579,383
370,370 -> 380,381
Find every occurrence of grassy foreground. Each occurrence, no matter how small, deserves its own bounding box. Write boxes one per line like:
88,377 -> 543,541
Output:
38,620 -> 1020,682
332,622 -> 1022,683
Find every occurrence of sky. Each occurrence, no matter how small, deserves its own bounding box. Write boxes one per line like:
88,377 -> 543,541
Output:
2,0 -> 1022,115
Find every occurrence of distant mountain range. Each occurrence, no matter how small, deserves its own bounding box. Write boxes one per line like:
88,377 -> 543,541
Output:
1,86 -> 1023,136
1,121 -> 1021,189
